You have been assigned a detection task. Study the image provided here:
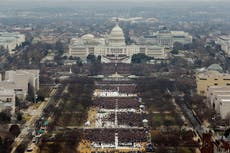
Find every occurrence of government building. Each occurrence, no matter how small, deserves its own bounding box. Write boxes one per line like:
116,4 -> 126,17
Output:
216,35 -> 230,56
133,27 -> 193,48
196,65 -> 230,96
69,20 -> 167,63
0,69 -> 39,116
0,32 -> 25,54
0,70 -> 40,100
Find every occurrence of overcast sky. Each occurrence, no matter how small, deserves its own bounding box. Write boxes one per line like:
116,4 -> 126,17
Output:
1,0 -> 229,4
0,0 -> 229,2
1,0 -> 229,9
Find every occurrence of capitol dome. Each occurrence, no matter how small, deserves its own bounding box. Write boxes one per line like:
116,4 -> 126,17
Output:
109,22 -> 126,46
110,24 -> 124,38
81,34 -> 95,39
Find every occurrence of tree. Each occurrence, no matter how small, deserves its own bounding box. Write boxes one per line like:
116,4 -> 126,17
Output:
131,53 -> 153,64
97,55 -> 101,63
48,143 -> 61,153
26,83 -> 35,102
87,54 -> 96,64
55,41 -> 64,54
173,42 -> 184,51
16,112 -> 22,121
15,143 -> 27,153
76,57 -> 83,66
37,88 -> 50,102
15,96 -> 21,107
171,49 -> 179,54
0,137 -> 2,149
9,125 -> 20,137
1,137 -> 14,153
224,128 -> 230,138
0,111 -> 11,123
156,146 -> 169,153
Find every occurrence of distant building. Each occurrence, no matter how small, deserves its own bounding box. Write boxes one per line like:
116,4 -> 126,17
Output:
69,20 -> 167,63
134,27 -> 192,48
207,86 -> 230,119
0,70 -> 39,99
201,133 -> 230,153
32,34 -> 57,44
216,35 -> 230,56
196,70 -> 230,96
40,50 -> 56,65
0,32 -> 25,54
0,88 -> 15,115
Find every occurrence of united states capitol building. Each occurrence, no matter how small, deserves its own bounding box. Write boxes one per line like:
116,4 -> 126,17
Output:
69,20 -> 168,63
0,32 -> 25,54
133,26 -> 193,48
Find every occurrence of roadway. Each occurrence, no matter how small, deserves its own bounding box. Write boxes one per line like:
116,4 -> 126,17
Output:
176,97 -> 203,137
55,126 -> 145,130
10,88 -> 58,153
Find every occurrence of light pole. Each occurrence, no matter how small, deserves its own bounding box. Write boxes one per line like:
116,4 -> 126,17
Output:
34,93 -> 38,103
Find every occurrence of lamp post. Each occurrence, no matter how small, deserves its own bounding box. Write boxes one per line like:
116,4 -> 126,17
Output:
34,93 -> 38,103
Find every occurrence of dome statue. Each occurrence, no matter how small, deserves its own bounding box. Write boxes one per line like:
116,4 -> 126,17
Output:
108,19 -> 126,46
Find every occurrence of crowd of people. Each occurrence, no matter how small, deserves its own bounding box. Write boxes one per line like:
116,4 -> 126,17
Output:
82,129 -> 147,144
117,98 -> 140,109
100,63 -> 133,75
93,97 -> 140,109
83,129 -> 115,143
96,85 -> 136,94
96,80 -> 133,85
95,112 -> 115,127
117,112 -> 146,127
88,78 -> 148,147
118,129 -> 147,143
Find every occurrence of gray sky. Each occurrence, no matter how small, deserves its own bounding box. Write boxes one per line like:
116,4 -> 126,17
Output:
0,0 -> 228,1
1,0 -> 229,8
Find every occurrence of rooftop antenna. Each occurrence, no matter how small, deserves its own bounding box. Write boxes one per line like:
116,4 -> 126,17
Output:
115,17 -> 119,25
